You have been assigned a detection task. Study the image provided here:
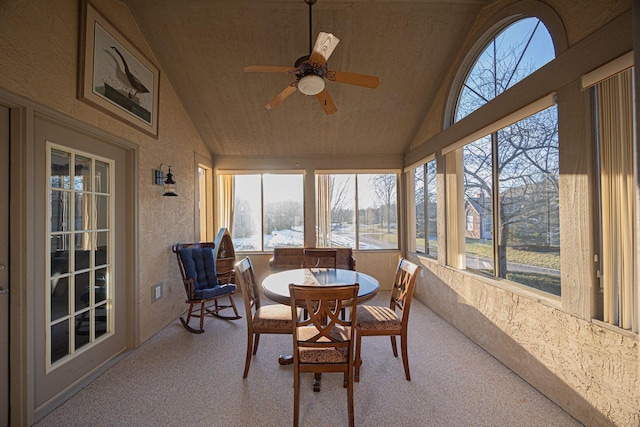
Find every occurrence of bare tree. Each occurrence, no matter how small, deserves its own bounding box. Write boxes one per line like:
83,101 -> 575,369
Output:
460,25 -> 559,279
369,174 -> 397,233
232,198 -> 255,239
330,176 -> 354,231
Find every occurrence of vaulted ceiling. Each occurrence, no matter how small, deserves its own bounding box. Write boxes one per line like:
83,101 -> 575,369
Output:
126,0 -> 491,158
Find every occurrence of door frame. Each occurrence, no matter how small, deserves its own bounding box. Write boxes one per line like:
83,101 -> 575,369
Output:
1,105 -> 9,427
0,87 -> 139,425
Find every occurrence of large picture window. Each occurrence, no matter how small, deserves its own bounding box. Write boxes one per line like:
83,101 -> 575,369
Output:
221,173 -> 304,251
459,107 -> 560,295
316,173 -> 399,250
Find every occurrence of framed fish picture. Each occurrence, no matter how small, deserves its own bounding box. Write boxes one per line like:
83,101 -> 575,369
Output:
78,0 -> 160,137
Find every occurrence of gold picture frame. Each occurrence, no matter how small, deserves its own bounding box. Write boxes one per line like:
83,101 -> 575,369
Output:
78,0 -> 160,138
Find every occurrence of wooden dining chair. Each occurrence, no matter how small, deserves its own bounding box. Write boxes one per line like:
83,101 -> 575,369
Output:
235,257 -> 301,378
354,258 -> 421,382
289,283 -> 359,427
302,248 -> 337,268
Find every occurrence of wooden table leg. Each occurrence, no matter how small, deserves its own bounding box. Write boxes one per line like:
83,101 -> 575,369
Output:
278,354 -> 293,365
313,373 -> 321,392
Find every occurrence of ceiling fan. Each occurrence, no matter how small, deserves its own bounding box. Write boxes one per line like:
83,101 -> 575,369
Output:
243,0 -> 380,115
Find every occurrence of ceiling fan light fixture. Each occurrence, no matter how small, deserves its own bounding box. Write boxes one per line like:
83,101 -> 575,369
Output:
297,74 -> 325,95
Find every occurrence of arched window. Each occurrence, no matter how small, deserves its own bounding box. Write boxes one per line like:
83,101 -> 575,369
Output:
454,17 -> 555,122
445,17 -> 561,296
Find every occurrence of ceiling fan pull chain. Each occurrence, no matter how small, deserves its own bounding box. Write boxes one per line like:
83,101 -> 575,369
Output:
307,0 -> 314,55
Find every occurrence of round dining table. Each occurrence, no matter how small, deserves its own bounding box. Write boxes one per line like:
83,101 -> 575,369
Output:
261,268 -> 380,306
261,267 -> 380,392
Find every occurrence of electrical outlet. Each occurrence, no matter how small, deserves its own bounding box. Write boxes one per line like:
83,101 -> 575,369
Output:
152,283 -> 163,302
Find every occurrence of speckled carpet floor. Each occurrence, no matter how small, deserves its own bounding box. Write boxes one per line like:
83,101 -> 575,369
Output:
36,292 -> 582,427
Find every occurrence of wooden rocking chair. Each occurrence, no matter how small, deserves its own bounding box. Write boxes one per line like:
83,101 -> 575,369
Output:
173,241 -> 241,333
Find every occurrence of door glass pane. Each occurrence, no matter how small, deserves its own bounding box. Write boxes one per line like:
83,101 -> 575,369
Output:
74,272 -> 91,310
75,193 -> 91,231
50,190 -> 69,232
358,174 -> 398,249
232,175 -> 261,251
75,156 -> 92,191
50,321 -> 69,363
50,150 -> 70,189
96,195 -> 109,229
263,174 -> 303,248
51,278 -> 68,321
51,234 -> 69,275
95,160 -> 110,194
75,312 -> 91,349
95,268 -> 108,303
464,136 -> 494,275
95,304 -> 108,339
95,232 -> 109,267
74,232 -> 91,271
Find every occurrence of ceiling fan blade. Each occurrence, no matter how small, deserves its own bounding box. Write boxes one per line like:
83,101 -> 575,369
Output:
265,83 -> 298,109
326,70 -> 380,89
309,32 -> 340,68
316,89 -> 337,115
244,65 -> 297,73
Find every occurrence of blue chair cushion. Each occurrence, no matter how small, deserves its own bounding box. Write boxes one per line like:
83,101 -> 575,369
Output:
179,247 -> 236,300
195,283 -> 236,300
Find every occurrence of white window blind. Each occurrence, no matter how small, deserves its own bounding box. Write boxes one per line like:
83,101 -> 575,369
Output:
596,67 -> 637,332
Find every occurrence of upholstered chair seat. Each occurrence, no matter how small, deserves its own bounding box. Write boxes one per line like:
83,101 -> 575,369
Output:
355,306 -> 401,331
252,304 -> 297,330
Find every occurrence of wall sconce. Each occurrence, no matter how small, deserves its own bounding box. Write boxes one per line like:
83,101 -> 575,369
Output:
154,164 -> 178,197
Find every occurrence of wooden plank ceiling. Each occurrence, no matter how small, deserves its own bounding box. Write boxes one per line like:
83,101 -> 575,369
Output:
126,0 -> 490,158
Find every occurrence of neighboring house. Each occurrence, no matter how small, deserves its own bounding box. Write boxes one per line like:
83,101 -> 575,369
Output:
465,195 -> 492,240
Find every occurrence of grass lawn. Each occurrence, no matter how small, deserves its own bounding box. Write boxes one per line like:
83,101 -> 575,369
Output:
466,239 -> 560,270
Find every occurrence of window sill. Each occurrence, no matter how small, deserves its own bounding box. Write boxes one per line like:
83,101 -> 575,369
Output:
445,265 -> 563,311
591,319 -> 639,339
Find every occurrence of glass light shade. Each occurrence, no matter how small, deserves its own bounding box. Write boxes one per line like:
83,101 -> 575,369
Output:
163,168 -> 178,197
297,75 -> 325,96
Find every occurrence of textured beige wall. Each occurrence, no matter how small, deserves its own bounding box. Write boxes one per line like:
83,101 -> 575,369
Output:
411,257 -> 639,427
0,0 -> 210,343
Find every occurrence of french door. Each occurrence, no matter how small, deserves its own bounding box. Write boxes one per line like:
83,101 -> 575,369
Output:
33,115 -> 131,419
